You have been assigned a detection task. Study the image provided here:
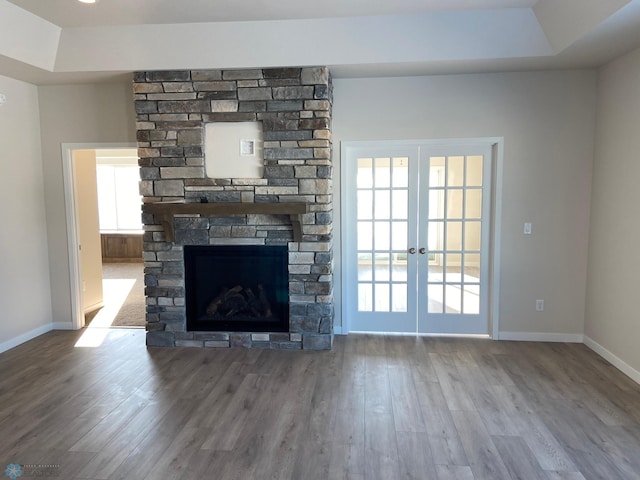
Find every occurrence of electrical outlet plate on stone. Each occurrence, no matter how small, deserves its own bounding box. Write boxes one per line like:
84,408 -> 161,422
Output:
205,122 -> 264,179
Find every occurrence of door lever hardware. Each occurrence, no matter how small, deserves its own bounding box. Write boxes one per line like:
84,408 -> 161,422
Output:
419,248 -> 426,254
408,248 -> 416,254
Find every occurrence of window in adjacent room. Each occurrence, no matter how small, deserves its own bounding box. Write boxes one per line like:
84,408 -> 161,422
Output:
95,151 -> 142,232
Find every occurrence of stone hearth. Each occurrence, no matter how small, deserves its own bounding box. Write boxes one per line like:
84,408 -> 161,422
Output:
134,67 -> 333,350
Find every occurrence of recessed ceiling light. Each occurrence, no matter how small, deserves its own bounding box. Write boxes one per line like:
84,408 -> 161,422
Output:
77,0 -> 97,4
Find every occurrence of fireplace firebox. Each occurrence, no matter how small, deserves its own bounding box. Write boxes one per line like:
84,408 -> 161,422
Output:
184,245 -> 289,332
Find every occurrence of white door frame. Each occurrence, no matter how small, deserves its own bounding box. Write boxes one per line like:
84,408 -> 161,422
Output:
61,142 -> 137,330
340,138 -> 504,338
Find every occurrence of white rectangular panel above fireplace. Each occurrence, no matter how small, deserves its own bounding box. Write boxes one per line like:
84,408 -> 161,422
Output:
205,121 -> 264,179
135,67 -> 334,350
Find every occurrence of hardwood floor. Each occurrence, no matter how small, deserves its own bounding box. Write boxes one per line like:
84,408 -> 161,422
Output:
1,329 -> 640,479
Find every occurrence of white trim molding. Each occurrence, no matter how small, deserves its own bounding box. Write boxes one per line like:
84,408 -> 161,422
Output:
498,331 -> 584,343
0,324 -> 53,354
584,336 -> 640,386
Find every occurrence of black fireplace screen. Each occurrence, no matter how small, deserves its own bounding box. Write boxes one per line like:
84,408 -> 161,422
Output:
184,245 -> 289,332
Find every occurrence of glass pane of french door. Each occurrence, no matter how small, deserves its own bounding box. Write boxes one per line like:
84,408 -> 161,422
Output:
347,147 -> 418,332
418,147 -> 491,334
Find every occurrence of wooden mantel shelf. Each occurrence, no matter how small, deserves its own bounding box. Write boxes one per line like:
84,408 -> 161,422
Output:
142,202 -> 310,242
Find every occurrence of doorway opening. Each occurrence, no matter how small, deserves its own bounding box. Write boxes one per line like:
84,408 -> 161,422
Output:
62,143 -> 145,335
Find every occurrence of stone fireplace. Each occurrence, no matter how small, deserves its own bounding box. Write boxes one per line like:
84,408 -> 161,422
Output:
134,67 -> 333,350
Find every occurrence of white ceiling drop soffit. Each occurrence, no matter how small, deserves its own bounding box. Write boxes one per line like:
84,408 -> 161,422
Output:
533,0 -> 631,52
1,0 -> 640,84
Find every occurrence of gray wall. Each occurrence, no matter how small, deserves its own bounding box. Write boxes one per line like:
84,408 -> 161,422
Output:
38,82 -> 136,326
33,71 -> 599,338
332,70 -> 597,337
0,74 -> 52,350
585,46 -> 640,376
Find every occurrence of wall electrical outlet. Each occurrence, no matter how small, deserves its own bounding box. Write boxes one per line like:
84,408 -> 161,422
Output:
536,299 -> 544,311
239,139 -> 256,156
524,222 -> 532,235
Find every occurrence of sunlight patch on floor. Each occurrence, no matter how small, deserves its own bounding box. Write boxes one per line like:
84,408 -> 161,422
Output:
75,278 -> 136,347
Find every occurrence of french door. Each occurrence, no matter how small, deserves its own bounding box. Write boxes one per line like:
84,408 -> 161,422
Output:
343,141 -> 494,335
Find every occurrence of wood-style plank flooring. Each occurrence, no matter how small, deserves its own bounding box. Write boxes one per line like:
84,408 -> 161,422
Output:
1,329 -> 640,479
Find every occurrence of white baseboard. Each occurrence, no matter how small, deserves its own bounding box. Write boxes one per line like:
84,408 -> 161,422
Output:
0,323 -> 54,354
84,301 -> 104,315
52,321 -> 75,330
498,331 -> 584,343
583,335 -> 640,385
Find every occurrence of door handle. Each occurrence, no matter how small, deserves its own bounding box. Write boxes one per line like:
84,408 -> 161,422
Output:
408,248 -> 416,254
419,248 -> 426,254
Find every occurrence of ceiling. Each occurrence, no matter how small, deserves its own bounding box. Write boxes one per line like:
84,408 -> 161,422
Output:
1,0 -> 640,84
7,0 -> 541,27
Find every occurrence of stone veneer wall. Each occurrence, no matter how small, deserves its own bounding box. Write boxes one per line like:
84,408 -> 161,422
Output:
133,67 -> 333,350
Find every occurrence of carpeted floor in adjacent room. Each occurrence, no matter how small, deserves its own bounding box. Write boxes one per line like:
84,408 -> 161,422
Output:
86,262 -> 146,328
